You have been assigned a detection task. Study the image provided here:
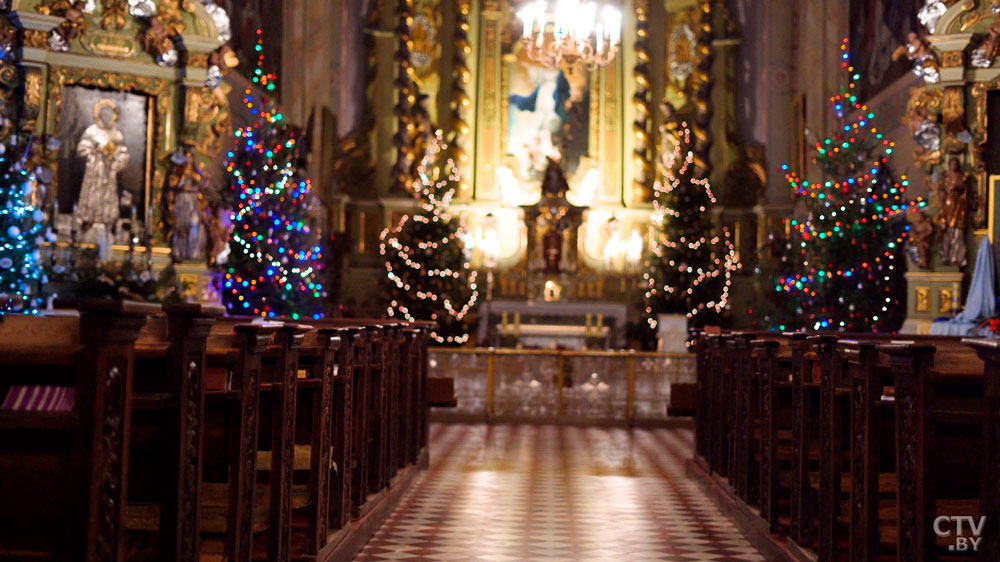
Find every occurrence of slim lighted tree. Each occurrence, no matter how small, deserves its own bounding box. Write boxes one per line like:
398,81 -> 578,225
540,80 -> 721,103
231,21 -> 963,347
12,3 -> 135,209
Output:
220,31 -> 327,319
0,144 -> 44,314
642,121 -> 740,329
775,39 -> 919,332
380,131 -> 479,345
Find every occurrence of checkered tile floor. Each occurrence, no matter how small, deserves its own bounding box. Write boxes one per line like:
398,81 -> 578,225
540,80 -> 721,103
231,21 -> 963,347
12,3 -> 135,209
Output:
355,424 -> 766,561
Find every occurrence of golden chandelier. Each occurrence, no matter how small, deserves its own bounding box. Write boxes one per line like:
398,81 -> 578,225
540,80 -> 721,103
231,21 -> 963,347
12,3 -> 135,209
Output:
516,0 -> 622,71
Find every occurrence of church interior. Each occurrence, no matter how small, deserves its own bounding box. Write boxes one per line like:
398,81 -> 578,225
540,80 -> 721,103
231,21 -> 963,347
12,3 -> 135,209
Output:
1,0 -> 999,560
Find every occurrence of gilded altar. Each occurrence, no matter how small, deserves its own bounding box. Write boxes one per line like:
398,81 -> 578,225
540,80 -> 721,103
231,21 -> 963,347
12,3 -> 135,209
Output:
346,0 -> 757,323
899,2 -> 1000,330
3,0 -> 235,299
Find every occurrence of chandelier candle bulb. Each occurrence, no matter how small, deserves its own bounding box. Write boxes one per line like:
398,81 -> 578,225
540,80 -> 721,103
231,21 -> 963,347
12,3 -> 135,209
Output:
517,0 -> 622,70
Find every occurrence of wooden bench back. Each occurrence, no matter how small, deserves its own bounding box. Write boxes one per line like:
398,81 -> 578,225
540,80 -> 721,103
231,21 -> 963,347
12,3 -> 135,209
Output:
0,300 -> 158,561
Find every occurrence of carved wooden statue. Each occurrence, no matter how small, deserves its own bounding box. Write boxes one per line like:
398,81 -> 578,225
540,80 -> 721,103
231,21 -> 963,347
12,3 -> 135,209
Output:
165,145 -> 208,262
906,207 -> 934,269
140,15 -> 178,66
540,157 -> 569,197
935,158 -> 969,267
892,32 -> 939,83
972,21 -> 1000,68
48,1 -> 86,52
543,227 -> 562,274
206,200 -> 230,267
21,137 -> 55,214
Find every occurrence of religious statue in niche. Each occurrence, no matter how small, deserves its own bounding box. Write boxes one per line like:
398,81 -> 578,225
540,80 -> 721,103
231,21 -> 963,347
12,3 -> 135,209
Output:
56,87 -> 150,245
409,2 -> 442,120
668,23 -> 696,85
906,207 -> 935,269
905,87 -> 944,168
21,136 -> 58,216
541,156 -> 569,197
540,158 -> 570,274
164,143 -> 208,262
506,46 -> 590,180
892,32 -> 940,84
935,158 -> 969,267
663,8 -> 699,109
205,200 -> 231,266
543,223 -> 565,274
75,99 -> 130,228
940,87 -> 972,149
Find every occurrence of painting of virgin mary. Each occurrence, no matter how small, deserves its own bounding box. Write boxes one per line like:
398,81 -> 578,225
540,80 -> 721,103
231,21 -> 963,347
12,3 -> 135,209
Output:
506,48 -> 590,181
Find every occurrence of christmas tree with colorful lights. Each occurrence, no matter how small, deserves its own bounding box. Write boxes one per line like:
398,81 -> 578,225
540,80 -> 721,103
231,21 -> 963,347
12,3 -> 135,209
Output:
0,143 -> 44,314
642,120 -> 740,330
380,131 -> 478,345
221,32 -> 327,319
773,39 -> 920,332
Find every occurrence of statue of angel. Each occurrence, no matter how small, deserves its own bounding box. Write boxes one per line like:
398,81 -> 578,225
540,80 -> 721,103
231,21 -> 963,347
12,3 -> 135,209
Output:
892,32 -> 940,84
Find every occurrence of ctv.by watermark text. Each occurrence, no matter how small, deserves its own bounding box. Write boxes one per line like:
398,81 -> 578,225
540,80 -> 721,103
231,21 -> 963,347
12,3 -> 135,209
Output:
933,516 -> 986,552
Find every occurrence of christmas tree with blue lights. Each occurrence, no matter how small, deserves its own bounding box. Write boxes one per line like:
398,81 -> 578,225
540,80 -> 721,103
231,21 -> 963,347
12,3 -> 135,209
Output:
221,32 -> 327,319
773,39 -> 921,332
0,142 -> 44,314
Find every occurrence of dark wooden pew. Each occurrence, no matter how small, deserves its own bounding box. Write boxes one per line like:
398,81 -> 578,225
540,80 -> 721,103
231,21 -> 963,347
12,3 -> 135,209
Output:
201,321 -> 281,561
258,323 -> 312,562
880,339 -> 989,562
756,333 -> 805,535
124,303 -> 224,561
697,329 -> 1000,562
293,326 -> 347,555
0,308 -> 432,562
0,300 -> 158,561
964,339 -> 1000,561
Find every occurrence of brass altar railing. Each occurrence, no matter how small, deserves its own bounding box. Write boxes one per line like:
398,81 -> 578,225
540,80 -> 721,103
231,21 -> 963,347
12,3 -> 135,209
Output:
428,348 -> 696,424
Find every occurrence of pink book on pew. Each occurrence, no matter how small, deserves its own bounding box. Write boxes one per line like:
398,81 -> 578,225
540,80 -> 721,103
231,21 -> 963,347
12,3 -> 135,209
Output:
0,386 -> 75,412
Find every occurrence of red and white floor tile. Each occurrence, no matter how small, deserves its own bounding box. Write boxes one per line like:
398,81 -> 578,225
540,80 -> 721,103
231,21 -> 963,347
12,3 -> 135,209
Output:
355,424 -> 766,562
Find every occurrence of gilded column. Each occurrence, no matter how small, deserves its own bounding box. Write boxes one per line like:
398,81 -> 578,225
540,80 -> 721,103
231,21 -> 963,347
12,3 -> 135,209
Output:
451,0 -> 473,196
474,0 -> 502,201
691,0 -> 713,179
363,3 -> 380,153
391,0 -> 417,194
632,0 -> 654,202
0,18 -> 20,142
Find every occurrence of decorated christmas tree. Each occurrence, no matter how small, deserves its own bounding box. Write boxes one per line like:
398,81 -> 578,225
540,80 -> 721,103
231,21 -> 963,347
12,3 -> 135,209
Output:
380,131 -> 479,345
221,32 -> 327,320
642,120 -> 740,330
773,39 -> 920,332
0,143 -> 44,314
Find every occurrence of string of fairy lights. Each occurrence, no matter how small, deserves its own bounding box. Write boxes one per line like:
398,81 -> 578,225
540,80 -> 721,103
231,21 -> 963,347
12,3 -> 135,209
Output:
222,29 -> 325,320
0,150 -> 43,315
643,122 -> 740,328
778,38 -> 924,331
381,131 -> 479,344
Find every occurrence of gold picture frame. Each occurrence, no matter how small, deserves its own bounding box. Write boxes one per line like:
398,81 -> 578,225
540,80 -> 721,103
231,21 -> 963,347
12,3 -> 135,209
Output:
474,3 -> 623,204
44,67 -> 174,244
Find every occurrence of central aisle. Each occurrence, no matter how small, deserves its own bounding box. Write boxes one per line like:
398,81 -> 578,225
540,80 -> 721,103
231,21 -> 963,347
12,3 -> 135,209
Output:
355,424 -> 766,561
